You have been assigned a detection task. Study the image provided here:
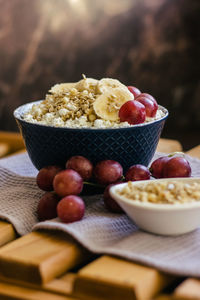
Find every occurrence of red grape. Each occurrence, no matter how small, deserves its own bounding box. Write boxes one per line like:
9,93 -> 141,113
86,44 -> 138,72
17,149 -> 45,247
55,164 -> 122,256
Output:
127,86 -> 141,98
37,192 -> 60,221
150,156 -> 171,178
103,183 -> 124,213
125,164 -> 150,181
36,165 -> 62,191
119,100 -> 146,125
66,156 -> 93,181
136,93 -> 156,102
136,96 -> 158,117
57,195 -> 85,223
163,157 -> 191,178
137,93 -> 158,107
94,160 -> 123,185
53,169 -> 83,197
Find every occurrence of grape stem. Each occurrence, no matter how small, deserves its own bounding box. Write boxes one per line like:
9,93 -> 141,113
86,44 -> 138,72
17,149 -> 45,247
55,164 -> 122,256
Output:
83,181 -> 104,188
168,151 -> 185,157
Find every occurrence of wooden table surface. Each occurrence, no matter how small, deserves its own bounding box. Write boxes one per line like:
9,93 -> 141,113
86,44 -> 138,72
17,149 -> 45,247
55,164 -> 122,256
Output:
0,132 -> 200,300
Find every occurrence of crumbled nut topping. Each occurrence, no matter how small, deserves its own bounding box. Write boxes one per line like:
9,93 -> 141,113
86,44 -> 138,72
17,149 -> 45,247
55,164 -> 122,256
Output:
45,87 -> 97,122
118,181 -> 200,204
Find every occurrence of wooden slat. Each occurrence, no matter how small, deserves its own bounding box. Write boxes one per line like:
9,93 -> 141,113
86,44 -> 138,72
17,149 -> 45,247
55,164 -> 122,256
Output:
73,256 -> 175,300
44,273 -> 76,296
157,138 -> 182,153
0,272 -> 76,298
0,221 -> 16,246
7,148 -> 26,156
0,231 -> 90,284
186,145 -> 200,159
154,296 -> 174,300
0,131 -> 25,154
0,142 -> 10,158
0,280 -> 77,300
173,278 -> 200,299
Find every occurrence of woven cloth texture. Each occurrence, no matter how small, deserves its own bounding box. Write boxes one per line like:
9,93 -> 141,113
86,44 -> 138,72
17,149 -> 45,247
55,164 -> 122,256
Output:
0,152 -> 200,277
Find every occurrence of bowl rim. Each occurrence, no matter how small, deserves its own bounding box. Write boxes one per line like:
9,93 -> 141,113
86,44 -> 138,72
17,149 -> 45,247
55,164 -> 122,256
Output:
110,177 -> 200,211
13,100 -> 168,131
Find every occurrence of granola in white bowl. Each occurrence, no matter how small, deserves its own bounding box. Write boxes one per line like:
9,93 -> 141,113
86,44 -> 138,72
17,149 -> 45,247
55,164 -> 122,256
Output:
118,180 -> 200,204
23,75 -> 165,128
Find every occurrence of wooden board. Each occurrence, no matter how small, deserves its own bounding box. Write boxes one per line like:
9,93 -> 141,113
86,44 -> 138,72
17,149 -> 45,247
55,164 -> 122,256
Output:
0,142 -> 10,158
173,278 -> 200,299
0,221 -> 16,246
0,272 -> 76,296
0,231 -> 90,284
0,131 -> 25,156
74,256 -> 175,300
186,145 -> 200,158
0,280 -> 76,300
156,138 -> 182,153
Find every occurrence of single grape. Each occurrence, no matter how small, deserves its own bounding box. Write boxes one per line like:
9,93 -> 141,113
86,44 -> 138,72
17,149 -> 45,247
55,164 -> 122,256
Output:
150,156 -> 171,178
57,195 -> 85,223
37,192 -> 60,221
136,93 -> 156,103
119,100 -> 146,125
66,156 -> 93,181
103,183 -> 124,213
94,160 -> 123,185
137,93 -> 158,108
125,164 -> 150,181
127,86 -> 141,98
36,165 -> 62,191
136,96 -> 158,117
53,169 -> 83,197
163,157 -> 191,178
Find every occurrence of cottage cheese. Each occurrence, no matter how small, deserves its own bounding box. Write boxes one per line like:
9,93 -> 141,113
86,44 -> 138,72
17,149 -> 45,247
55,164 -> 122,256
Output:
23,76 -> 165,128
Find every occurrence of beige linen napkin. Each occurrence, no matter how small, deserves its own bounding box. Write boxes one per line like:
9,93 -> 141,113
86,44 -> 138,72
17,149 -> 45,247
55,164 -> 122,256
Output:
0,152 -> 200,277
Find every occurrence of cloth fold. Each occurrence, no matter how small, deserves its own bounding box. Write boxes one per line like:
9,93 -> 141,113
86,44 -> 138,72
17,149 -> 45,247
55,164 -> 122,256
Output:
0,152 -> 200,277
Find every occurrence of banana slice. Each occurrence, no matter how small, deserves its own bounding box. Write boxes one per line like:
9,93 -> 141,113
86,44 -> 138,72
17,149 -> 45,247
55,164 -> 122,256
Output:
93,88 -> 134,121
97,78 -> 128,94
49,83 -> 76,94
76,77 -> 98,92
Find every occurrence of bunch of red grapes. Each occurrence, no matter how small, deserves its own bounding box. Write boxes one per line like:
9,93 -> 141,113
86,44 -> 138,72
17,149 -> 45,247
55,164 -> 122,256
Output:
119,86 -> 158,124
36,154 -> 191,223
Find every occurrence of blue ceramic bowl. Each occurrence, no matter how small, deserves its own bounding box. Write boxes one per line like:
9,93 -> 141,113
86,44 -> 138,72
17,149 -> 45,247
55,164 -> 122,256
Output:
14,101 -> 168,171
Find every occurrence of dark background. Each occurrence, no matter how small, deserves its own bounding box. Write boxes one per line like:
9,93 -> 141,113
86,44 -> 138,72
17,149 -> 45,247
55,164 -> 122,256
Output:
0,0 -> 199,150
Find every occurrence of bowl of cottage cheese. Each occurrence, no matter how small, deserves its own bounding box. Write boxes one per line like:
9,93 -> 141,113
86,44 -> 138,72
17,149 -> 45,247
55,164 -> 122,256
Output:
14,76 -> 168,170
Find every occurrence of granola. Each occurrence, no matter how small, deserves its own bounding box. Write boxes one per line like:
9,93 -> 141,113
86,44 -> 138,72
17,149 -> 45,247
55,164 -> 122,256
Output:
118,181 -> 200,204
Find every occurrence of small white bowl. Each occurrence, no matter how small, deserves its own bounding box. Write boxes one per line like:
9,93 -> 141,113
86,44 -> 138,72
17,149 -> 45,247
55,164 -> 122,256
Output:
110,178 -> 200,236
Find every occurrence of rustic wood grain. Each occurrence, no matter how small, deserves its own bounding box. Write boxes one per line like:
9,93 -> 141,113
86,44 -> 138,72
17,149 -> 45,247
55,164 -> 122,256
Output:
0,280 -> 77,300
44,273 -> 76,296
0,231 -> 90,284
173,278 -> 200,299
0,272 -> 76,297
0,221 -> 16,246
0,142 -> 10,157
154,296 -> 175,300
186,145 -> 200,159
74,256 -> 175,300
0,131 -> 25,154
157,139 -> 182,153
